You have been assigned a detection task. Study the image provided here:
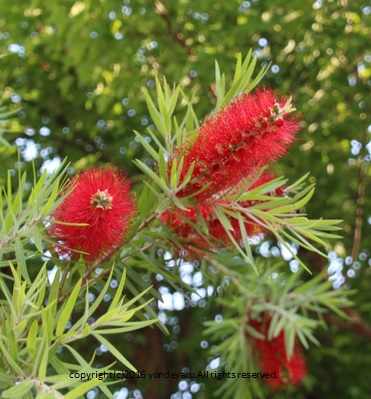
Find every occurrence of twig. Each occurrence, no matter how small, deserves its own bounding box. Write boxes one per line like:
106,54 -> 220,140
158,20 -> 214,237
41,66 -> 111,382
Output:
57,241 -> 155,304
133,212 -> 159,236
351,162 -> 367,262
154,0 -> 195,59
204,254 -> 241,287
325,308 -> 371,339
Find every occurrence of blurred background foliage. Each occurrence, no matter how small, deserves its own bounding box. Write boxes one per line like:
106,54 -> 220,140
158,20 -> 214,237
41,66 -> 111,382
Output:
0,0 -> 370,398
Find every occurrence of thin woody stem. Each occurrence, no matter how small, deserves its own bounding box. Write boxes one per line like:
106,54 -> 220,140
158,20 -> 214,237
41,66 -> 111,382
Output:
58,267 -> 71,296
204,254 -> 240,287
134,212 -> 159,236
351,163 -> 367,263
57,242 -> 154,304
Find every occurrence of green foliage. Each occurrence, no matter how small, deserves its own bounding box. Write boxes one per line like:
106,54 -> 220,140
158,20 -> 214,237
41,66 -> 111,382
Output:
0,261 -> 156,398
0,52 -> 352,398
135,57 -> 342,274
0,158 -> 158,397
0,1 -> 370,398
0,162 -> 69,281
0,81 -> 22,148
202,260 -> 352,399
214,51 -> 269,111
131,53 -> 349,398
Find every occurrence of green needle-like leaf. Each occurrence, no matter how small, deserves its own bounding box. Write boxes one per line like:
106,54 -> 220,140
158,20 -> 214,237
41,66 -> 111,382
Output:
56,279 -> 82,337
2,380 -> 34,398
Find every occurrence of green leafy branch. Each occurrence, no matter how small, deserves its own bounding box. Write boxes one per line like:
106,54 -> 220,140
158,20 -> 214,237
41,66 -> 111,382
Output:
203,260 -> 352,399
214,50 -> 270,111
214,174 -> 342,272
0,262 -> 156,399
135,52 -> 267,194
0,162 -> 69,282
133,53 -> 342,273
0,88 -> 23,147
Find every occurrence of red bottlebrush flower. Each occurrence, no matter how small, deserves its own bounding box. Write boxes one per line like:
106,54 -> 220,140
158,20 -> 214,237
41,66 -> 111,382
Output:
248,314 -> 307,390
49,166 -> 136,263
162,88 -> 297,255
161,172 -> 282,254
161,204 -> 264,256
175,88 -> 300,199
161,204 -> 215,254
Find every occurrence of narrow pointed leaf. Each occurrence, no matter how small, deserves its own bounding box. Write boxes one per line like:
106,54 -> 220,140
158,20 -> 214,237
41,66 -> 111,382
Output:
56,279 -> 82,336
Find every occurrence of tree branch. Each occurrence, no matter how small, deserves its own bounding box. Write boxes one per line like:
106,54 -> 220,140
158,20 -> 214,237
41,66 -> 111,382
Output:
325,308 -> 371,339
351,161 -> 368,263
154,0 -> 196,59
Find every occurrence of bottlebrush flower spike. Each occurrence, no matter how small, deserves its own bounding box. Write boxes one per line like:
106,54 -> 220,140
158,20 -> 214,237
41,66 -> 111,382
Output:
161,204 -> 215,254
161,203 -> 264,256
248,314 -> 307,390
161,172 -> 281,255
49,166 -> 136,263
176,88 -> 300,199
